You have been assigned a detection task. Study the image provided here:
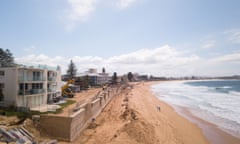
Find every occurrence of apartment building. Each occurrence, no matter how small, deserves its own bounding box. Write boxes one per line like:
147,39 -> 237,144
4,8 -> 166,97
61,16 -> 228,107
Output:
76,68 -> 111,86
0,65 -> 62,109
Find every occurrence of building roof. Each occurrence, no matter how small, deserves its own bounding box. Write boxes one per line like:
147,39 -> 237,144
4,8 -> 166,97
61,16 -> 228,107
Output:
18,64 -> 60,71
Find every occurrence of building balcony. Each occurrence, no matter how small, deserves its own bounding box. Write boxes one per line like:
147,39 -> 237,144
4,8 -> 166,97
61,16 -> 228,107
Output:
47,88 -> 57,93
18,77 -> 46,82
18,89 -> 45,96
48,77 -> 56,81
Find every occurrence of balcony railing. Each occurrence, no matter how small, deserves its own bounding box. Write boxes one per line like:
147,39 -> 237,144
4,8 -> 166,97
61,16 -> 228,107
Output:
18,77 -> 46,82
48,77 -> 56,81
18,89 -> 45,96
47,88 -> 57,93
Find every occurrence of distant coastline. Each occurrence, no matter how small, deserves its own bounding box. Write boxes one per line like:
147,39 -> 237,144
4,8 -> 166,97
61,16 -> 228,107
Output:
148,75 -> 240,81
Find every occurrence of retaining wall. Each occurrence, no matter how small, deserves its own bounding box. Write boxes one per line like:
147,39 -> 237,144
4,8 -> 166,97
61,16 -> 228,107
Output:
70,108 -> 86,141
40,115 -> 72,141
39,87 -> 121,142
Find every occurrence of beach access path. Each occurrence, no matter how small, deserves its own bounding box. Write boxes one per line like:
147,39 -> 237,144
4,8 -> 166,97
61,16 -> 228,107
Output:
60,82 -> 210,144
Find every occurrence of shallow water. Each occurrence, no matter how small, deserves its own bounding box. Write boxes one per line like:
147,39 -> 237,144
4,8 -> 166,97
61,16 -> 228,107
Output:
151,80 -> 240,138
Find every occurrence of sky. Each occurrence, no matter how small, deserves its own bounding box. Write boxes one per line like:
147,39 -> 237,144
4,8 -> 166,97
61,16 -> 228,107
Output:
1,0 -> 240,76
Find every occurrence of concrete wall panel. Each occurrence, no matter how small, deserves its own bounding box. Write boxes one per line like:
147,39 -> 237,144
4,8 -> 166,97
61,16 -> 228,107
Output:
39,87 -> 121,142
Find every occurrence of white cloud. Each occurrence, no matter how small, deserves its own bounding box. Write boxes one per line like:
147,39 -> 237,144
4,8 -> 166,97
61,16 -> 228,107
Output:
24,46 -> 36,52
15,54 -> 66,70
108,45 -> 183,65
72,56 -> 103,63
15,45 -> 240,77
117,0 -> 137,9
224,29 -> 240,44
63,0 -> 139,30
212,53 -> 240,63
64,0 -> 97,30
202,40 -> 216,49
68,0 -> 97,21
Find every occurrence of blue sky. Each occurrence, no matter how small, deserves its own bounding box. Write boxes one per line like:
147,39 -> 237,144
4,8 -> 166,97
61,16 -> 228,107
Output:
1,0 -> 240,76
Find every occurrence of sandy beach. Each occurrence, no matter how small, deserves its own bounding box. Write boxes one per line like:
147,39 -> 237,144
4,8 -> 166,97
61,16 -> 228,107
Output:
59,82 -> 205,144
59,81 -> 240,144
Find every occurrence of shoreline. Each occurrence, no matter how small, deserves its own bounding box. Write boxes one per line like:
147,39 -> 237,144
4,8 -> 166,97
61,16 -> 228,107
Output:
176,106 -> 240,144
63,82 -> 210,143
63,81 -> 240,144
150,81 -> 240,144
131,82 -> 210,144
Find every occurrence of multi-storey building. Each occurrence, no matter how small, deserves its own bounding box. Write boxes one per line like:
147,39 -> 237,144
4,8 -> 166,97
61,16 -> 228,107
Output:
0,65 -> 62,109
75,68 -> 111,86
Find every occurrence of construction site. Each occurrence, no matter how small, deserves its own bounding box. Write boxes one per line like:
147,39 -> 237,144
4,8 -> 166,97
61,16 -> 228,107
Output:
0,80 -> 126,144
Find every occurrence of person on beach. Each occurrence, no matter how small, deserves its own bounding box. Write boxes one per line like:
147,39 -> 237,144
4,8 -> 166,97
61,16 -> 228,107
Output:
157,106 -> 161,112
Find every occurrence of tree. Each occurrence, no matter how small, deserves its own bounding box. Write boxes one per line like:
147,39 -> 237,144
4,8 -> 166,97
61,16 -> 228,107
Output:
127,72 -> 134,82
67,60 -> 77,80
112,72 -> 118,84
0,48 -> 15,67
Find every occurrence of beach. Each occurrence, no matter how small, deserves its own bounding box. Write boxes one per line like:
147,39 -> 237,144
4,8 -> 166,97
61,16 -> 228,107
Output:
59,81 -> 238,144
153,80 -> 240,144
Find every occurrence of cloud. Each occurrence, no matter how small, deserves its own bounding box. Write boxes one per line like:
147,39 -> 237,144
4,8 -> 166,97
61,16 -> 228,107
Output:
15,45 -> 240,77
212,53 -> 240,63
224,29 -> 240,44
68,0 -> 97,21
72,56 -> 103,63
117,0 -> 137,9
107,45 -> 202,76
64,0 -> 97,30
15,54 -> 66,69
202,40 -> 216,49
63,0 -> 139,30
107,45 -> 190,65
24,46 -> 36,52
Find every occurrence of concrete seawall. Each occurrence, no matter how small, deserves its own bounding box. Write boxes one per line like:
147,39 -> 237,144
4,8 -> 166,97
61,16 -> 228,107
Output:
40,115 -> 71,141
39,86 -> 122,142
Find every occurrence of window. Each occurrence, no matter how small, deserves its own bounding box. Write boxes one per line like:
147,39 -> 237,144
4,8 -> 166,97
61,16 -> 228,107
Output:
0,83 -> 4,89
33,71 -> 41,81
25,84 -> 28,90
19,83 -> 28,90
19,83 -> 24,90
32,83 -> 43,89
0,71 -> 4,76
0,88 -> 4,101
33,71 -> 40,77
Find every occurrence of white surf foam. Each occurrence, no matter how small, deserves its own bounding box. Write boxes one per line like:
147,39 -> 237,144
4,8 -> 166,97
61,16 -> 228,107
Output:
151,81 -> 240,138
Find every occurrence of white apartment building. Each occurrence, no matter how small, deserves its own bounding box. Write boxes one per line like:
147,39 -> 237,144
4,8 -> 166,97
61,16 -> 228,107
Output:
0,65 -> 62,108
76,68 -> 111,86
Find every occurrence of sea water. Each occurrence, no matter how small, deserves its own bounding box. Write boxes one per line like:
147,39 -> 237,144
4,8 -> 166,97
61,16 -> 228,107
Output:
151,80 -> 240,138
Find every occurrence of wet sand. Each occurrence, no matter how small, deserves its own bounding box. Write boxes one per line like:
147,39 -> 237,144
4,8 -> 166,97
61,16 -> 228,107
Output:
167,95 -> 240,144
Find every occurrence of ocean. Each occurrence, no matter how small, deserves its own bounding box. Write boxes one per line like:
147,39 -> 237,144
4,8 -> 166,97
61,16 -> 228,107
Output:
151,80 -> 240,138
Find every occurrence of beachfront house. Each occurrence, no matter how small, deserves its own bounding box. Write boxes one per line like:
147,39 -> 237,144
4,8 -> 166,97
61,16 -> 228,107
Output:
0,65 -> 62,109
76,68 -> 111,86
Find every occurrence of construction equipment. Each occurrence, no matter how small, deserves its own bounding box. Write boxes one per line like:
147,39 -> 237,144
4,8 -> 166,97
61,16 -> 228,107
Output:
61,79 -> 75,98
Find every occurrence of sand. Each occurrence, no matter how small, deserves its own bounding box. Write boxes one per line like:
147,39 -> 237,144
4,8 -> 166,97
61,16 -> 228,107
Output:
59,82 -> 240,144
